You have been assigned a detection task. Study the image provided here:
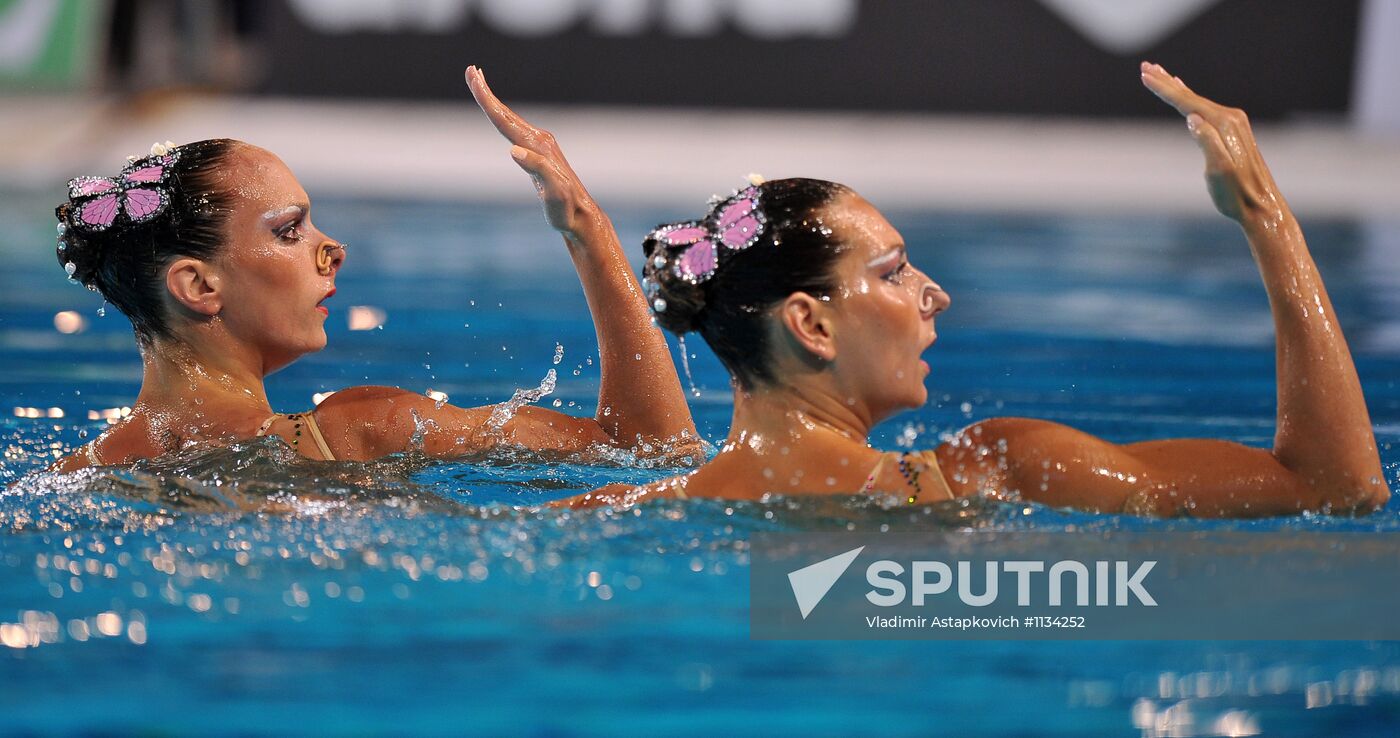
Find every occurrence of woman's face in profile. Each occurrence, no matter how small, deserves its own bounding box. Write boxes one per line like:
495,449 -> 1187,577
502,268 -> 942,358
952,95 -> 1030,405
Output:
820,193 -> 950,419
206,145 -> 343,372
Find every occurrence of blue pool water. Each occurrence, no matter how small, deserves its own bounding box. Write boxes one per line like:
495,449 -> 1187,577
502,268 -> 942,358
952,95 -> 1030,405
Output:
2,190 -> 1399,736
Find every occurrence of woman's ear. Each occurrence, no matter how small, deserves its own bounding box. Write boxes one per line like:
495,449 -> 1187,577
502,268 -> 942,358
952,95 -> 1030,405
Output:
165,258 -> 222,317
778,292 -> 836,361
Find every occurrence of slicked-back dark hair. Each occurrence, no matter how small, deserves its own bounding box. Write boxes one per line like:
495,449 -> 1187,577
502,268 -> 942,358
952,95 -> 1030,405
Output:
643,177 -> 850,390
55,138 -> 240,345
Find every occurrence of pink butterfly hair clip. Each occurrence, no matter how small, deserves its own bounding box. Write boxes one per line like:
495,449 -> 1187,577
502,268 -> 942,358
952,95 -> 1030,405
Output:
66,150 -> 180,232
649,186 -> 766,286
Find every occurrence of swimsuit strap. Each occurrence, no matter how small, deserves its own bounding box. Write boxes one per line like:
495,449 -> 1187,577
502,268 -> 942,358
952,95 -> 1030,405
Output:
860,454 -> 894,494
255,415 -> 278,437
861,450 -> 956,502
914,449 -> 956,501
300,411 -> 336,461
256,412 -> 337,461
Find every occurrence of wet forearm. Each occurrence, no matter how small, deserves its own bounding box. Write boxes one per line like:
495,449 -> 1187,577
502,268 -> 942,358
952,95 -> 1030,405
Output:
566,216 -> 696,445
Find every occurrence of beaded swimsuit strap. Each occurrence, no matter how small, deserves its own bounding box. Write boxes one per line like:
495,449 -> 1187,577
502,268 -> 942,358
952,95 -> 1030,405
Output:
256,412 -> 337,461
255,416 -> 278,437
861,450 -> 955,503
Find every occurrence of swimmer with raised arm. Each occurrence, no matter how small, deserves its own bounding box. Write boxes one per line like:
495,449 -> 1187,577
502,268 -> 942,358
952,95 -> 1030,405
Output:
571,63 -> 1390,517
48,67 -> 697,471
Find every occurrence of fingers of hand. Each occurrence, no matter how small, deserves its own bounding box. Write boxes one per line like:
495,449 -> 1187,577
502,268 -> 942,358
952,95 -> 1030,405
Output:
1140,61 -> 1249,136
465,66 -> 536,141
1140,61 -> 1202,117
510,146 -> 567,188
1186,114 -> 1233,173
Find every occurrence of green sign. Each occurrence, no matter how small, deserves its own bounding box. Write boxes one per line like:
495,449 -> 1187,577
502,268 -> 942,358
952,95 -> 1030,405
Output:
0,0 -> 106,90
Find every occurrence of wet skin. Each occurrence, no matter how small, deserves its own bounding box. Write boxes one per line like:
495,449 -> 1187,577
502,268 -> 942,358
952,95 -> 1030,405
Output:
571,63 -> 1390,518
47,68 -> 700,474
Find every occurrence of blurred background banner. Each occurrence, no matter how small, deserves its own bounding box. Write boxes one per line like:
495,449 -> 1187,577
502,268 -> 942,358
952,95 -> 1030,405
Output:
1,0 -> 1396,213
257,0 -> 1360,119
0,0 -> 105,91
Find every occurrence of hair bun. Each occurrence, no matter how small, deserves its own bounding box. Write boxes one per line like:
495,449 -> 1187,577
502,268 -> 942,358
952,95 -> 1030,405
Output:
639,178 -> 850,390
643,229 -> 708,334
54,204 -> 102,290
50,139 -> 239,344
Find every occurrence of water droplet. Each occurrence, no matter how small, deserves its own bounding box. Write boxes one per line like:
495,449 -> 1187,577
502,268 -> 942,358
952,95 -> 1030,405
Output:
552,343 -> 564,365
652,298 -> 667,312
678,335 -> 700,397
64,262 -> 76,277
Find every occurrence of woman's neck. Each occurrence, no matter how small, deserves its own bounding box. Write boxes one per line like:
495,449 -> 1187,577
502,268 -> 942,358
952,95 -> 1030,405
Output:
133,338 -> 272,418
725,382 -> 877,457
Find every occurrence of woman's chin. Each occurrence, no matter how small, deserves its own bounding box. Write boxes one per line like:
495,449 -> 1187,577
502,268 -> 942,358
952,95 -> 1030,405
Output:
302,324 -> 329,353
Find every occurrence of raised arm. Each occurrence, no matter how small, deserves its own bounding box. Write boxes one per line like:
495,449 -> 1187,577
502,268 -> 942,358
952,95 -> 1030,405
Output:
463,67 -> 696,449
936,63 -> 1389,517
308,69 -> 699,462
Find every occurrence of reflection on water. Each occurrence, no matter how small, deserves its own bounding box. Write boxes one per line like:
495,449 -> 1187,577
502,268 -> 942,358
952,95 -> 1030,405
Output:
2,194 -> 1399,735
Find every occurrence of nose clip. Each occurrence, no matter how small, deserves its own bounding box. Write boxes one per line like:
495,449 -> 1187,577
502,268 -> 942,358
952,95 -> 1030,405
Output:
919,282 -> 941,317
316,240 -> 346,276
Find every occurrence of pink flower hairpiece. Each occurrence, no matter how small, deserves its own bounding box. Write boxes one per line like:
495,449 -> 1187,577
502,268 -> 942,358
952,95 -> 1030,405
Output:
649,186 -> 766,286
65,150 -> 180,232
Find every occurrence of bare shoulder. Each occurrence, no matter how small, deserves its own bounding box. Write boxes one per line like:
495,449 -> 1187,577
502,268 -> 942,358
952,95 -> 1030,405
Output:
314,385 -> 432,411
934,417 -> 1116,498
310,385 -> 431,435
310,385 -> 490,460
937,417 -> 1092,464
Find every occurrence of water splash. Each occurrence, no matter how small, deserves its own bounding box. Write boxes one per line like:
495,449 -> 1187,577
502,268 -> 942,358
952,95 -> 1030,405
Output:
486,369 -> 557,431
409,408 -> 441,451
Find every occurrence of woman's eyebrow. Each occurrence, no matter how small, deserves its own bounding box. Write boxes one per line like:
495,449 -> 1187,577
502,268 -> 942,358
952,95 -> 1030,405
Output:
865,244 -> 905,269
261,204 -> 307,225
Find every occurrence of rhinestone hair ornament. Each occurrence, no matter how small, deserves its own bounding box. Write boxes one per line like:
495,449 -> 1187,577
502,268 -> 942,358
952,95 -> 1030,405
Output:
64,143 -> 180,234
647,185 -> 766,302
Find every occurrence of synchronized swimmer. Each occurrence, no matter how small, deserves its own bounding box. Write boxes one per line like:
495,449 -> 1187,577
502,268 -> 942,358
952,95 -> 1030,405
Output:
566,63 -> 1389,517
48,67 -> 699,472
43,63 -> 1390,518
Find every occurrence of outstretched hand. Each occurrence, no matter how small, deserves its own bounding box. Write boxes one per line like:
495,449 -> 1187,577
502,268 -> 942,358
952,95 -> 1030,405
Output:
1140,61 -> 1288,225
465,66 -> 604,243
